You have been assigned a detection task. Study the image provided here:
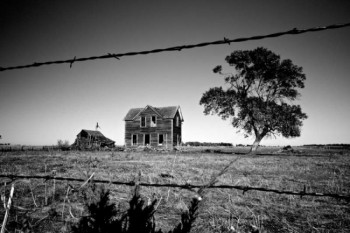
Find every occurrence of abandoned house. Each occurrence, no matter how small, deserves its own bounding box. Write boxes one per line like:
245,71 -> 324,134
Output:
124,105 -> 184,149
73,129 -> 115,149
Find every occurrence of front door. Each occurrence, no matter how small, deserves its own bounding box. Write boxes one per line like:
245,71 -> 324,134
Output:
145,134 -> 150,145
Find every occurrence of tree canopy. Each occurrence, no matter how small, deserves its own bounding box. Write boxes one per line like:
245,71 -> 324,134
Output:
200,47 -> 308,153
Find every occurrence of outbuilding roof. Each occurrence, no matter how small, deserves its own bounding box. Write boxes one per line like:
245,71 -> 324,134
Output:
77,130 -> 115,143
124,105 -> 183,121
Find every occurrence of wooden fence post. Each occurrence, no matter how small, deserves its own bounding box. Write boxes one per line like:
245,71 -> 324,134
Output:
1,184 -> 15,233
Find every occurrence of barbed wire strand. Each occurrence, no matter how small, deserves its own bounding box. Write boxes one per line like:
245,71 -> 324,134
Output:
0,174 -> 349,201
1,22 -> 350,72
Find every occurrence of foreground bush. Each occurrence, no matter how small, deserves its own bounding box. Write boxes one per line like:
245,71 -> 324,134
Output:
71,185 -> 200,233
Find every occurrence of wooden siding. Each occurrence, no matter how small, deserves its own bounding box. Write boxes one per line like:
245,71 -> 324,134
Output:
125,117 -> 173,148
173,111 -> 182,146
125,106 -> 182,149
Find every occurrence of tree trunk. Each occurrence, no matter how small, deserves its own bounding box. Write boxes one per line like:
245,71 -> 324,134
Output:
249,136 -> 262,154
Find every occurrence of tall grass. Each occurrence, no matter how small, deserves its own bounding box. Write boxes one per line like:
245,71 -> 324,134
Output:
0,148 -> 349,232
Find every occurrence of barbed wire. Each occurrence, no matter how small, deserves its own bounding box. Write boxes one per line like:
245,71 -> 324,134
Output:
0,174 -> 349,201
1,22 -> 350,72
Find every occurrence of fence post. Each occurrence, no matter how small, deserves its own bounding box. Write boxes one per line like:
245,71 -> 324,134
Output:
1,184 -> 15,233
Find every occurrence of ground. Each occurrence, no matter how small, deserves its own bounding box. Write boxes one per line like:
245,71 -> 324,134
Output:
0,147 -> 349,232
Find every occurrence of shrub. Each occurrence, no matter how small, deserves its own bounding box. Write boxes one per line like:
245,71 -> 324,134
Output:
57,139 -> 70,151
282,145 -> 292,150
184,141 -> 233,147
71,189 -> 121,233
71,185 -> 200,233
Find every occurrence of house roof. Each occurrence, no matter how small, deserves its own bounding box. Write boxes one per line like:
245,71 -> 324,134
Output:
124,105 -> 184,121
79,130 -> 104,137
77,130 -> 115,143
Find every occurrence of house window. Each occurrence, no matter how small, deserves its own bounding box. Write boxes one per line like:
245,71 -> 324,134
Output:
144,134 -> 150,145
176,116 -> 180,127
158,134 -> 164,145
151,116 -> 157,127
141,116 -> 146,127
132,134 -> 137,145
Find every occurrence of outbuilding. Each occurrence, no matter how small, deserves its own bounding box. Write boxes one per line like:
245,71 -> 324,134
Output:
73,129 -> 115,149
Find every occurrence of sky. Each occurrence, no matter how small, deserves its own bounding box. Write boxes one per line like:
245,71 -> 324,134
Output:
0,0 -> 349,146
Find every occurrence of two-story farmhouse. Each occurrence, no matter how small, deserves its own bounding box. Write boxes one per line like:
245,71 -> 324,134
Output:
124,105 -> 183,149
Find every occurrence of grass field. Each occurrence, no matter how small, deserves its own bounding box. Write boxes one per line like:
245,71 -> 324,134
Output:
0,147 -> 349,232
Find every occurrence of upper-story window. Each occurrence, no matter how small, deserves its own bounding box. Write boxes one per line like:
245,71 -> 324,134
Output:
141,116 -> 146,127
176,116 -> 180,127
151,116 -> 157,127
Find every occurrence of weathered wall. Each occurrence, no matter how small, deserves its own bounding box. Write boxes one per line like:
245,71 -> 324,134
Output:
125,117 -> 173,148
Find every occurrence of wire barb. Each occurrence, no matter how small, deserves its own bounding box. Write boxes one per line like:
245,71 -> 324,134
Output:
69,56 -> 76,68
108,53 -> 120,60
1,22 -> 350,72
224,37 -> 230,45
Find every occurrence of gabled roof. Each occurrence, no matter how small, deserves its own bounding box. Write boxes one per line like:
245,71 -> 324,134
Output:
77,130 -> 115,143
132,105 -> 163,120
78,130 -> 104,137
124,108 -> 143,121
124,105 -> 184,121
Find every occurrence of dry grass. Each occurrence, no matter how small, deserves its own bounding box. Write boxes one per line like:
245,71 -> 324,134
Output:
0,147 -> 349,232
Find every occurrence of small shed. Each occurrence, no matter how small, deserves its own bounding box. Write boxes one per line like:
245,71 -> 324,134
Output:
73,129 -> 115,149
